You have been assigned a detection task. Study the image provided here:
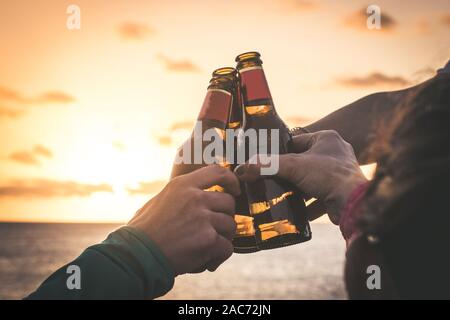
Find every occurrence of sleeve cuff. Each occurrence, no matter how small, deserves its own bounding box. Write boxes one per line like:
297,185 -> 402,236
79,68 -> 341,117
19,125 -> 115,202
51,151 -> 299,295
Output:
339,182 -> 370,246
94,225 -> 175,299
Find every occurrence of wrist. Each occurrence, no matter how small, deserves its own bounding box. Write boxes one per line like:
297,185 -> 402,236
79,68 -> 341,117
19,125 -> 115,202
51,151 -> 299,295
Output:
339,181 -> 370,243
329,172 -> 368,224
341,174 -> 368,206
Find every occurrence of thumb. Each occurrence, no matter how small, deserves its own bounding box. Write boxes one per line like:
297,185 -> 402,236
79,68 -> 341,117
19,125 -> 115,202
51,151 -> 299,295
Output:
291,133 -> 315,153
235,153 -> 306,185
234,162 -> 261,183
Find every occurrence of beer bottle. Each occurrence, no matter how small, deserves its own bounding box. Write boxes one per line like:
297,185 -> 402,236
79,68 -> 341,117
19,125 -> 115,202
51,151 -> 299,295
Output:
212,67 -> 259,254
170,73 -> 234,181
235,51 -> 312,250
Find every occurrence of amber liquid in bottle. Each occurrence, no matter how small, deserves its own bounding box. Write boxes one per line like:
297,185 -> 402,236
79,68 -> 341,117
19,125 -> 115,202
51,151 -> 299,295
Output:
212,68 -> 259,253
170,75 -> 233,180
236,52 -> 311,250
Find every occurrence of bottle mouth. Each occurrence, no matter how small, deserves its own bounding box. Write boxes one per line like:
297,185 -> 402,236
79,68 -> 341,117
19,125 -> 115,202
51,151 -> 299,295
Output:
235,51 -> 261,63
212,67 -> 236,77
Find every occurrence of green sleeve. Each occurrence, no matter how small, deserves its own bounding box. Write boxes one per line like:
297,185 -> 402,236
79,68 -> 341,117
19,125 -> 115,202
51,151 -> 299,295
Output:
25,226 -> 175,300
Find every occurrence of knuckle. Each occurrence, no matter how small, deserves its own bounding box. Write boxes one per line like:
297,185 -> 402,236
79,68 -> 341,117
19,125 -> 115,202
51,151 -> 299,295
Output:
197,208 -> 210,220
222,193 -> 235,209
195,189 -> 205,201
203,227 -> 218,247
187,189 -> 205,206
343,141 -> 353,151
323,129 -> 340,140
222,241 -> 234,258
214,165 -> 229,179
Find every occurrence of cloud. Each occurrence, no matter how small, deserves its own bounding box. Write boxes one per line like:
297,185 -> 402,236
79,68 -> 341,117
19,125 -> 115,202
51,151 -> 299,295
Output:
127,180 -> 166,195
336,72 -> 410,88
281,0 -> 319,11
344,7 -> 396,32
285,116 -> 316,127
412,66 -> 436,83
441,14 -> 450,26
157,54 -> 201,73
170,120 -> 194,131
416,19 -> 431,35
0,106 -> 24,119
8,145 -> 53,166
33,145 -> 53,158
35,91 -> 75,104
9,151 -> 40,166
117,22 -> 155,40
0,87 -> 26,103
0,179 -> 112,198
157,135 -> 172,146
155,120 -> 194,146
0,86 -> 75,105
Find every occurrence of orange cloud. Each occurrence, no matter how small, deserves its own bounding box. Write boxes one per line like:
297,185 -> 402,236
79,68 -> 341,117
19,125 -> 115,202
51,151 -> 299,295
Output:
157,135 -> 172,146
156,120 -> 194,146
416,19 -> 431,35
441,14 -> 450,26
336,72 -> 410,88
285,116 -> 316,127
344,7 -> 396,32
9,151 -> 40,166
8,145 -> 53,166
0,106 -> 24,119
33,145 -> 53,158
35,91 -> 75,104
0,87 -> 27,103
282,0 -> 319,11
117,22 -> 155,40
0,179 -> 112,198
170,120 -> 194,131
127,180 -> 166,195
412,66 -> 436,83
0,86 -> 75,105
157,54 -> 201,73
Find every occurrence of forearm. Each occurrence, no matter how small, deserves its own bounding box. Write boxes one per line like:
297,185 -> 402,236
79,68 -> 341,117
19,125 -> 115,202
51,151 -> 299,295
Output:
305,91 -> 405,164
304,80 -> 432,164
25,226 -> 174,300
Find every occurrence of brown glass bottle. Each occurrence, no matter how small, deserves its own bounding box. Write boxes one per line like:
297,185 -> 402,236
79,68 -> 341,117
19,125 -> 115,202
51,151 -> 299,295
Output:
235,51 -> 311,250
170,73 -> 233,181
212,67 -> 259,254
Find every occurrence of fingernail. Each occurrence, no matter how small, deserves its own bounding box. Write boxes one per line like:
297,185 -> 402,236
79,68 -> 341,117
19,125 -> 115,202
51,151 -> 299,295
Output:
234,164 -> 246,177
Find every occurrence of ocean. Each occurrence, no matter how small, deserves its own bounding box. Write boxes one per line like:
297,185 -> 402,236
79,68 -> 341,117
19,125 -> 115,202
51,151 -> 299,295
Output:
0,222 -> 347,300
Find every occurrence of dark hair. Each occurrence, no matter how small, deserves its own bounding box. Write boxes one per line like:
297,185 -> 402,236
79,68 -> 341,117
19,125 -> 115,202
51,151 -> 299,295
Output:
359,72 -> 450,299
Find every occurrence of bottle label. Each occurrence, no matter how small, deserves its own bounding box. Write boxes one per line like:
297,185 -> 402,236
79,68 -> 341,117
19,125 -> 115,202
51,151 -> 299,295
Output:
259,219 -> 299,241
240,66 -> 272,103
198,89 -> 232,123
249,191 -> 294,215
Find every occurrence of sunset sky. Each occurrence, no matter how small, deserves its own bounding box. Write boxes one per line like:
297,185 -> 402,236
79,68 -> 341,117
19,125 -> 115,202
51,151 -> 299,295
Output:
0,0 -> 449,222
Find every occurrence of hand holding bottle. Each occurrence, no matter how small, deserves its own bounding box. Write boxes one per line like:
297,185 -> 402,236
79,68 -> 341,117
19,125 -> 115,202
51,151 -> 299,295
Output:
235,130 -> 368,224
128,165 -> 240,275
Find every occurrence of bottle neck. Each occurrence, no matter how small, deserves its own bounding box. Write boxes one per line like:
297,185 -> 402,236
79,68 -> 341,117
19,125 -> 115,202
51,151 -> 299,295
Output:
227,85 -> 243,129
239,66 -> 274,117
197,88 -> 232,130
